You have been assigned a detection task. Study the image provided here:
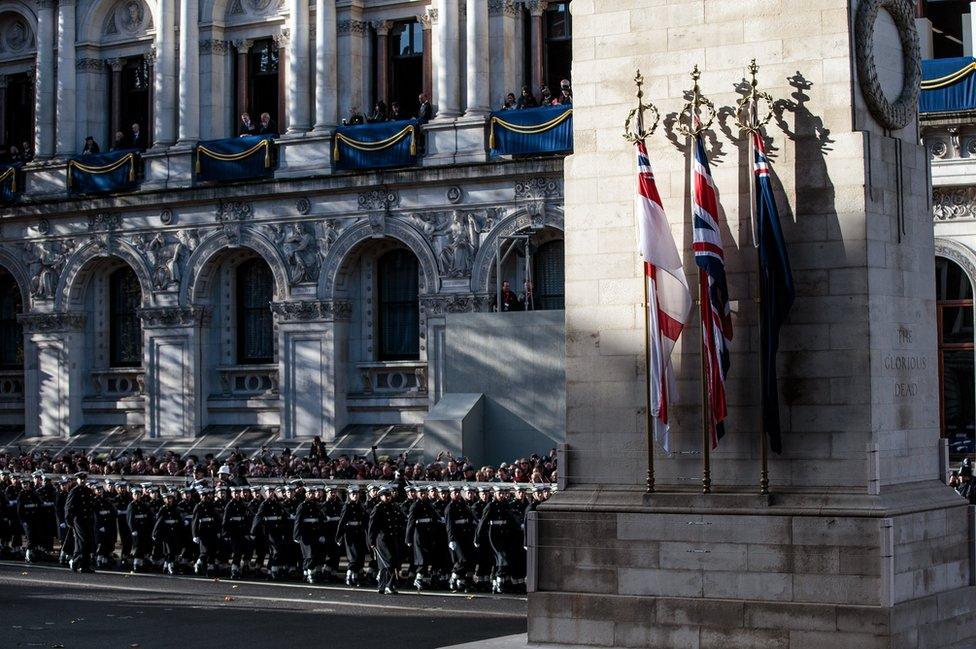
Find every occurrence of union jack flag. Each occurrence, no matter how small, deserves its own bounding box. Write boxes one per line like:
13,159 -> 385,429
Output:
692,134 -> 733,449
635,141 -> 691,453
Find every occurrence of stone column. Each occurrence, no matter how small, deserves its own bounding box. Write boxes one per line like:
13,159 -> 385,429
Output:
19,313 -> 85,438
234,39 -> 252,118
464,0 -> 489,116
54,0 -> 76,157
489,0 -> 519,111
275,32 -> 287,131
374,20 -> 393,105
285,0 -> 310,134
0,75 -> 7,145
336,19 -> 367,120
200,39 -> 232,139
139,307 -> 206,438
420,11 -> 433,102
435,0 -> 461,118
152,0 -> 177,147
527,0 -> 547,93
312,0 -> 337,132
107,59 -> 123,140
176,0 -> 200,145
33,0 -> 55,159
272,300 -> 350,440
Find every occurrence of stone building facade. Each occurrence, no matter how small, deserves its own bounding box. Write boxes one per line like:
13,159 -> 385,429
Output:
0,0 -> 571,445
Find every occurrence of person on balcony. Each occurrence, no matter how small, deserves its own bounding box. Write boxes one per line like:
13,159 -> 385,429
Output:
238,112 -> 256,137
257,112 -> 277,136
109,131 -> 126,151
6,145 -> 22,163
417,93 -> 432,123
129,123 -> 146,151
368,101 -> 389,123
345,106 -> 365,126
82,136 -> 100,155
20,140 -> 33,161
389,102 -> 403,121
502,93 -> 517,110
539,85 -> 553,106
497,280 -> 524,312
516,86 -> 538,110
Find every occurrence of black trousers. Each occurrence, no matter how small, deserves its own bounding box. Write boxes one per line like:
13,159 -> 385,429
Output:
71,520 -> 94,570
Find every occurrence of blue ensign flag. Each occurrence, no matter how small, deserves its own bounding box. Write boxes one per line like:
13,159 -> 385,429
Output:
752,132 -> 795,454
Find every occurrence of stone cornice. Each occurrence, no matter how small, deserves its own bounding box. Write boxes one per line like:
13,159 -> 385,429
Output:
18,312 -> 85,333
271,299 -> 352,322
137,307 -> 210,328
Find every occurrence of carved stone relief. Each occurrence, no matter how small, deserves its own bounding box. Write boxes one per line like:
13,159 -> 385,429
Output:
933,186 -> 976,221
23,239 -> 74,300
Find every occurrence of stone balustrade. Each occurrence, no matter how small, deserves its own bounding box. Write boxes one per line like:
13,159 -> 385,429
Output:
216,365 -> 279,398
0,370 -> 24,399
357,361 -> 428,396
90,368 -> 144,398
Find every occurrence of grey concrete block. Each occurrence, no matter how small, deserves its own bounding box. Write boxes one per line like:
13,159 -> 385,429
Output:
655,598 -> 745,629
617,568 -> 703,598
743,602 -> 837,632
613,622 -> 700,649
659,542 -> 748,572
793,574 -> 880,605
699,628 -> 789,649
703,571 -> 793,601
792,517 -> 881,547
789,631 -> 890,649
527,616 -> 615,647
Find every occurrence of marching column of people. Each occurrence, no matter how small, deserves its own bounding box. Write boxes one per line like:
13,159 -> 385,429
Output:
0,470 -> 552,595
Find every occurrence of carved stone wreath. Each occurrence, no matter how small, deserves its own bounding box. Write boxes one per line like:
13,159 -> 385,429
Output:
933,186 -> 976,221
854,0 -> 921,131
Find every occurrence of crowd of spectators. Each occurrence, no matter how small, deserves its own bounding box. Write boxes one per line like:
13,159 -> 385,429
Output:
2,141 -> 33,164
500,80 -> 573,110
342,93 -> 433,126
0,441 -> 557,485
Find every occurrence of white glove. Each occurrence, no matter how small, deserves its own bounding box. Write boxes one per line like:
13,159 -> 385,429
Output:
132,531 -> 138,538
473,542 -> 479,548
98,527 -> 105,533
318,536 -> 326,544
193,537 -> 200,544
448,541 -> 458,552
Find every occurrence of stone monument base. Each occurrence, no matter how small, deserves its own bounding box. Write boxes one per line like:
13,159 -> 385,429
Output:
529,487 -> 976,648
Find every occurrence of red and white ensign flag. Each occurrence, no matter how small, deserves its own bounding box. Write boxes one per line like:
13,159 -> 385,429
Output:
635,141 -> 692,452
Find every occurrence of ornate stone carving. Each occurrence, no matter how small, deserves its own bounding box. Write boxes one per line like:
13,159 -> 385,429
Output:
317,220 -> 341,262
446,186 -> 463,204
372,20 -> 395,35
854,0 -> 920,131
358,189 -> 399,210
368,212 -> 386,235
424,8 -> 438,25
411,210 -> 489,279
419,293 -> 486,315
935,240 -> 976,286
270,222 -> 320,285
933,186 -> 976,221
216,200 -> 252,243
929,139 -> 949,159
18,312 -> 85,333
139,230 -> 194,290
36,219 -> 50,235
0,14 -> 33,55
270,299 -> 352,322
296,197 -> 311,215
106,57 -> 124,72
104,0 -> 153,38
515,177 -> 561,200
199,39 -> 231,55
76,58 -> 104,72
24,239 -> 74,299
525,0 -> 549,16
419,10 -> 433,29
137,306 -> 209,327
337,20 -> 368,36
233,39 -> 253,53
87,212 -> 121,232
488,0 -> 517,16
160,208 -> 174,225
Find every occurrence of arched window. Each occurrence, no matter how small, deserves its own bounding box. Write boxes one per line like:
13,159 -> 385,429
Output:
109,267 -> 142,367
377,249 -> 419,360
936,257 -> 975,461
0,270 -> 22,369
532,239 -> 565,310
236,259 -> 274,364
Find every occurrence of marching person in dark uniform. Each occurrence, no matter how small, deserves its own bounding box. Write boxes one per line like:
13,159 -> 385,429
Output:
93,482 -> 118,568
222,487 -> 251,579
191,487 -> 221,575
445,485 -> 477,592
294,485 -> 327,583
510,485 -> 530,591
321,487 -> 344,582
126,485 -> 154,572
282,482 -> 304,577
152,489 -> 183,574
178,487 -> 198,571
336,485 -> 369,586
16,475 -> 42,563
368,486 -> 404,595
213,486 -> 230,570
34,471 -> 58,557
0,471 -> 14,557
405,486 -> 440,591
247,487 -> 267,572
252,486 -> 289,580
64,472 -> 96,573
55,477 -> 72,565
113,481 -> 133,567
471,486 -> 493,590
476,485 -> 522,593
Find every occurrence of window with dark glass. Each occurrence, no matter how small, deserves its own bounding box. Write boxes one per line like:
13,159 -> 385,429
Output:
3,72 -> 33,155
236,259 -> 274,365
533,239 -> 565,310
389,20 -> 424,118
247,39 -> 280,127
0,270 -> 22,369
544,1 -> 572,90
936,257 -> 975,462
377,249 -> 419,360
113,57 -> 152,148
109,267 -> 142,367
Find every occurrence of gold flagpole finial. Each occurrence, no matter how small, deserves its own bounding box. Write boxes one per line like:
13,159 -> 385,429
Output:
678,65 -> 716,137
736,58 -> 774,134
624,69 -> 661,143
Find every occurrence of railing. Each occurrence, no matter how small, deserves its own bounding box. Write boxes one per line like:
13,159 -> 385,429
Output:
357,361 -> 428,395
90,368 -> 144,397
217,364 -> 279,397
67,149 -> 141,195
0,370 -> 24,398
488,104 -> 573,157
333,119 -> 421,171
196,135 -> 276,182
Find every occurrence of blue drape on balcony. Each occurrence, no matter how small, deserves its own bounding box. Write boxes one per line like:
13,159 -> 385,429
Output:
921,57 -> 976,114
0,164 -> 19,203
488,105 -> 573,156
196,135 -> 275,182
67,149 -> 140,194
333,119 -> 420,170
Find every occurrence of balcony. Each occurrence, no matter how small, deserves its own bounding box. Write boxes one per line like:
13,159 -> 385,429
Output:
67,149 -> 142,196
90,368 -> 145,398
348,361 -> 429,426
0,370 -> 24,399
357,361 -> 428,395
216,364 -> 279,398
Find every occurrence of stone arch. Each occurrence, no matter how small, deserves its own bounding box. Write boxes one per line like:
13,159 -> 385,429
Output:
0,244 -> 30,305
318,218 -> 440,301
470,205 -> 565,294
78,0 -> 157,45
0,2 -> 37,62
180,227 -> 290,306
56,239 -> 154,312
935,238 -> 976,292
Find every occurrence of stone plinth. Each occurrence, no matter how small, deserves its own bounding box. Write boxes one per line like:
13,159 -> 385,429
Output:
529,1 -> 976,647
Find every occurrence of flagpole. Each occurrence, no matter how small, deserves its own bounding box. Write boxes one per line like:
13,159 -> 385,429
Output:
624,70 -> 662,494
